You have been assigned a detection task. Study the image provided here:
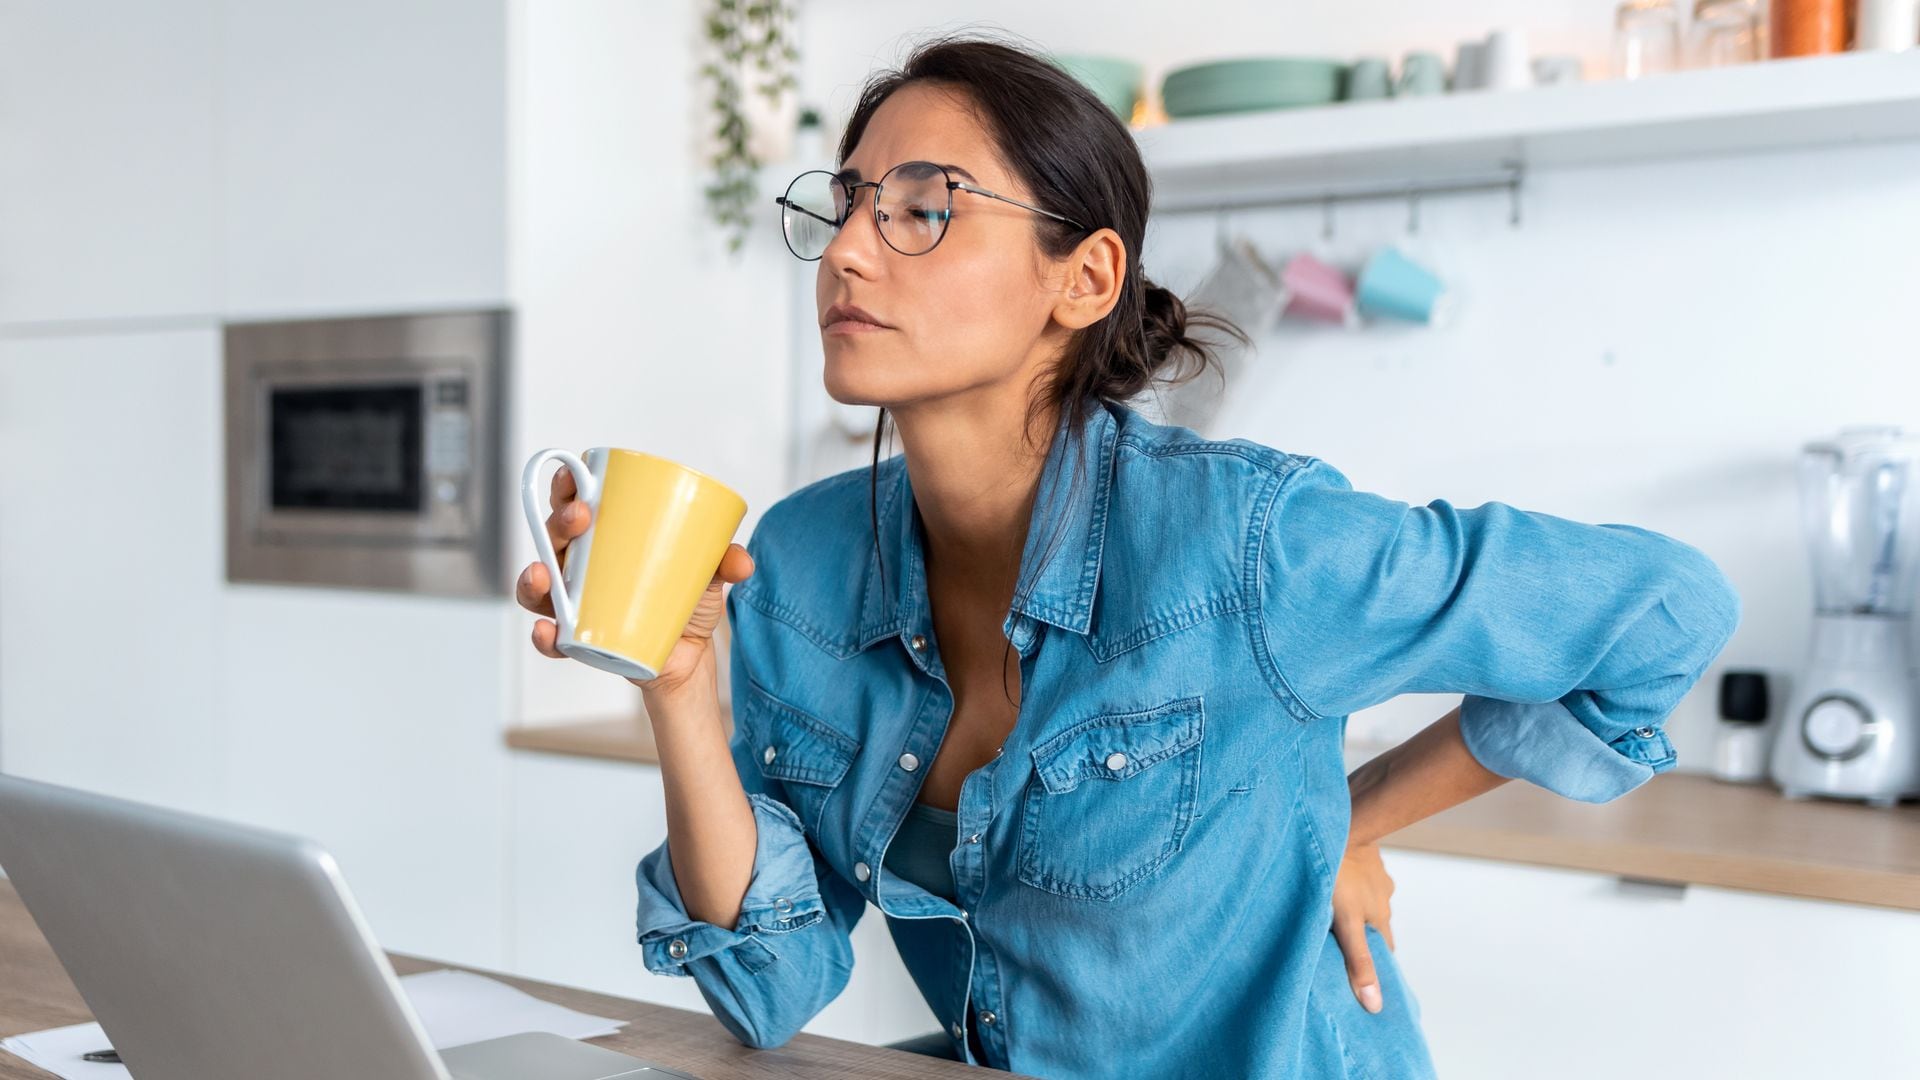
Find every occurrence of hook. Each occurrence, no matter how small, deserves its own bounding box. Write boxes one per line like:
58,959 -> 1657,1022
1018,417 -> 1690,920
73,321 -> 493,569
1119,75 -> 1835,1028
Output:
1321,195 -> 1336,241
1506,163 -> 1525,229
1406,187 -> 1421,234
1214,204 -> 1231,252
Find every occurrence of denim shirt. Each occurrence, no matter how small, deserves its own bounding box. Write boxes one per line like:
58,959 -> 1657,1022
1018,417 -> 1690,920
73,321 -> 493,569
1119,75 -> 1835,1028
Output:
632,397 -> 1742,1077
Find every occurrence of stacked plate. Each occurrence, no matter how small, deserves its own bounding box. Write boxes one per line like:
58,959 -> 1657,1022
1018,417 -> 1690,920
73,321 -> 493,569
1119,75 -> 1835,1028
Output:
1161,57 -> 1346,118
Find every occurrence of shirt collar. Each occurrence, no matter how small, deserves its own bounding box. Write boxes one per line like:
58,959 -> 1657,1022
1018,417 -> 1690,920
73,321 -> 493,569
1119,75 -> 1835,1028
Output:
854,397 -> 1120,651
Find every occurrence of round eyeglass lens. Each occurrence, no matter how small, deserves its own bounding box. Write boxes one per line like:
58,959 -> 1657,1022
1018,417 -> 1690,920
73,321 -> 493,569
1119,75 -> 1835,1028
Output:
872,162 -> 952,255
780,171 -> 844,260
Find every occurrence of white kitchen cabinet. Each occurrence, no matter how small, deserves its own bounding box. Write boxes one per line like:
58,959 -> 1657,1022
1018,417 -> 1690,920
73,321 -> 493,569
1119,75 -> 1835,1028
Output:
1380,847 -> 1920,1079
214,586 -> 516,971
0,0 -> 507,327
217,0 -> 509,317
507,751 -> 941,1047
0,1 -> 221,326
0,328 -> 227,813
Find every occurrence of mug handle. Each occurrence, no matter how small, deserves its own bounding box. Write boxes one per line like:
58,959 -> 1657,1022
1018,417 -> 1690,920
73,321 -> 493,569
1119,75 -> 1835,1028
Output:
520,448 -> 600,632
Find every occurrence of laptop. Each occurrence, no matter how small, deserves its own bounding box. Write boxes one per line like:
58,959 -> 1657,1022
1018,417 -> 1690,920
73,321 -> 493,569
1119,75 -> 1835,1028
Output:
0,773 -> 697,1080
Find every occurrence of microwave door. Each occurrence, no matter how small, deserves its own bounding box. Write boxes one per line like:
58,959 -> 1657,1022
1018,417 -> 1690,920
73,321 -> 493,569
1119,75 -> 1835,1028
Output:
269,383 -> 425,516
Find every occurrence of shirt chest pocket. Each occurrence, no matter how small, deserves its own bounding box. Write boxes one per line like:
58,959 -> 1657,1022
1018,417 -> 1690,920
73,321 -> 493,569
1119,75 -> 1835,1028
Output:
1017,696 -> 1205,902
742,679 -> 859,837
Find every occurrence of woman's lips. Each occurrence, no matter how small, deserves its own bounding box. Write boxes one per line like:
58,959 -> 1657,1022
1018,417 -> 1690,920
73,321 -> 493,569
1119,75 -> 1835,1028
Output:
824,319 -> 893,334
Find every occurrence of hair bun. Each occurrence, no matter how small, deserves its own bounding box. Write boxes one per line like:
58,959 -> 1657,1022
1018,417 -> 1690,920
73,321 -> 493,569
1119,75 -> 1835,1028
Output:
1140,279 -> 1191,369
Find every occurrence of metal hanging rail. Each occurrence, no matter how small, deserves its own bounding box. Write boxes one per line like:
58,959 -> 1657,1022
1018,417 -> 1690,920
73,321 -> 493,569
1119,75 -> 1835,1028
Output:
1151,161 -> 1526,234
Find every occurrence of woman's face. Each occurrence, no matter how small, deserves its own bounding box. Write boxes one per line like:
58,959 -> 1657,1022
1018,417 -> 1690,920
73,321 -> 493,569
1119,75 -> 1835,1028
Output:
816,83 -> 1082,411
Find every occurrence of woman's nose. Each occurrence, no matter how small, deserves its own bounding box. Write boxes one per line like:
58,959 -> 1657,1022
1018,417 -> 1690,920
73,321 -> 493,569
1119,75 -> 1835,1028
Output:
823,184 -> 886,266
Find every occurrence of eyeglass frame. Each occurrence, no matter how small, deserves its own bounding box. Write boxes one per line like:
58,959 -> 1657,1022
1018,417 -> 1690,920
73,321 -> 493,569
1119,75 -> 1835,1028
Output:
773,160 -> 1091,261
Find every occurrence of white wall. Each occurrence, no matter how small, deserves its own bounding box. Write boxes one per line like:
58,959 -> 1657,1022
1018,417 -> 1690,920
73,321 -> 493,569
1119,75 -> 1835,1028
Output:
800,2 -> 1651,111
507,0 -> 794,729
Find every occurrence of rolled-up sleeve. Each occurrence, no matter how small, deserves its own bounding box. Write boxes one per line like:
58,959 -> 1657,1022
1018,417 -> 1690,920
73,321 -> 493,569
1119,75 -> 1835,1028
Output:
631,584 -> 869,1049
1254,456 -> 1742,803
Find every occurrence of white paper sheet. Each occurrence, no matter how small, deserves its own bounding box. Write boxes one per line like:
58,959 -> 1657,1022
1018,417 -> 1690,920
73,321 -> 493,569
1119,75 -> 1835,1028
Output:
0,968 -> 629,1079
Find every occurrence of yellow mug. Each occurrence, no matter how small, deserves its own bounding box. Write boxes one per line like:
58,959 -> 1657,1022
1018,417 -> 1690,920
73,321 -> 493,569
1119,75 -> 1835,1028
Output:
520,446 -> 748,681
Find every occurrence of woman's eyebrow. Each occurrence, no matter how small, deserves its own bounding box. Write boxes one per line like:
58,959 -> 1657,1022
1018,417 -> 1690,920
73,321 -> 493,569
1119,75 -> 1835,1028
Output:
833,162 -> 979,185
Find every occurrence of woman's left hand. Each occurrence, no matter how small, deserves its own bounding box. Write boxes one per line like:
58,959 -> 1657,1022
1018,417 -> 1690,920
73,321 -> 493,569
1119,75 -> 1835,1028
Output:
1330,840 -> 1396,1015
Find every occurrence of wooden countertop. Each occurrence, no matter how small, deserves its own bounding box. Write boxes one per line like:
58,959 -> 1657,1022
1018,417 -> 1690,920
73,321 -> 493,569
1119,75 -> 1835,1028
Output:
504,702 -> 732,765
0,879 -> 1003,1080
507,719 -> 1920,914
1380,758 -> 1920,911
506,714 -> 675,764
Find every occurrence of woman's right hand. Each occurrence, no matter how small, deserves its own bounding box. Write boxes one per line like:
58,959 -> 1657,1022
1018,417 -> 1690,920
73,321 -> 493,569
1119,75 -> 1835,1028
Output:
513,464 -> 754,696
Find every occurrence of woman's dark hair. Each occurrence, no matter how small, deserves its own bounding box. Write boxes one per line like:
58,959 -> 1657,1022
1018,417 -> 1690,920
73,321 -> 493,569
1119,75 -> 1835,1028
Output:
840,30 -> 1251,704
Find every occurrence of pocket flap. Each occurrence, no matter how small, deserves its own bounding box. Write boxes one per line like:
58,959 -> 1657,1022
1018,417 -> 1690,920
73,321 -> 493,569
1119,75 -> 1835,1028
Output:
1030,696 -> 1204,795
742,678 -> 859,788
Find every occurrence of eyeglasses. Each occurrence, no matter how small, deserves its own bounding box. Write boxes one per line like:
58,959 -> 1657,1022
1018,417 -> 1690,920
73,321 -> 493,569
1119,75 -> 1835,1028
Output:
774,160 -> 1089,261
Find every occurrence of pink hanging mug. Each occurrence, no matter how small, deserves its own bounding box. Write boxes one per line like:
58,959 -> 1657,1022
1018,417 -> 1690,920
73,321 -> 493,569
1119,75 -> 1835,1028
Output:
1279,252 -> 1358,328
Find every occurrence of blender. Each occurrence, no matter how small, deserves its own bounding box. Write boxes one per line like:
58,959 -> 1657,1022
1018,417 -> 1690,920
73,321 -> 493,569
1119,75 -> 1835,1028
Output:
1770,425 -> 1920,807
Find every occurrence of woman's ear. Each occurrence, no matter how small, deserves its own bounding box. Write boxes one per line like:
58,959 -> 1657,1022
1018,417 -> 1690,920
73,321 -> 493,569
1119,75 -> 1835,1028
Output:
1051,228 -> 1127,331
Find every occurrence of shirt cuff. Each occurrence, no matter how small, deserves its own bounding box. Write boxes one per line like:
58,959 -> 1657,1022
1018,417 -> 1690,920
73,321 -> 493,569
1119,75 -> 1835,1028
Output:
635,792 -> 828,976
1458,694 -> 1676,803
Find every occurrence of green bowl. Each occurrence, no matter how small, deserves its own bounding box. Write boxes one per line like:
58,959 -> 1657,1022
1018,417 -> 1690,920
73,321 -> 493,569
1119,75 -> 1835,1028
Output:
1162,56 -> 1344,89
1161,57 -> 1345,117
1049,54 -> 1145,122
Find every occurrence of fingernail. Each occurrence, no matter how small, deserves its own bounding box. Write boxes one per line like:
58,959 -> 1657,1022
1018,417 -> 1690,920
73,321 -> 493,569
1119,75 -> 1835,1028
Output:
1359,984 -> 1382,1013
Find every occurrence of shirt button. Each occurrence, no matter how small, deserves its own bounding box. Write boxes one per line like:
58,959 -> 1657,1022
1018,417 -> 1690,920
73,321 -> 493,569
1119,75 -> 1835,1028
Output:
951,1021 -> 965,1039
667,938 -> 688,960
958,907 -> 969,919
1634,726 -> 1656,738
854,861 -> 871,882
979,1010 -> 997,1026
762,745 -> 777,765
774,897 -> 792,914
1105,751 -> 1129,771
966,833 -> 981,844
994,745 -> 1004,757
899,752 -> 920,772
911,634 -> 927,651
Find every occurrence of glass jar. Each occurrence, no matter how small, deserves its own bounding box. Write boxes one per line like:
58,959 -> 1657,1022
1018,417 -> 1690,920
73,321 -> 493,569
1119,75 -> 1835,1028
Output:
1692,0 -> 1766,66
1614,0 -> 1684,79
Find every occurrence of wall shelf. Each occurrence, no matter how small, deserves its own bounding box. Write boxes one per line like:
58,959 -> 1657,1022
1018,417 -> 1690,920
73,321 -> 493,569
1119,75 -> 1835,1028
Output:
1134,51 -> 1920,213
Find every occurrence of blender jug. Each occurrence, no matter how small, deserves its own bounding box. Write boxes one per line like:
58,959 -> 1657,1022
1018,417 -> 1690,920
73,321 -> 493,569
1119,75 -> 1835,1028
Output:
1799,425 -> 1920,617
1772,424 -> 1920,805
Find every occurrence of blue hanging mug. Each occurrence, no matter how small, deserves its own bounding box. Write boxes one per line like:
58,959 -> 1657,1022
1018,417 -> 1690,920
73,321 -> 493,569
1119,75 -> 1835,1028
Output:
1356,247 -> 1454,326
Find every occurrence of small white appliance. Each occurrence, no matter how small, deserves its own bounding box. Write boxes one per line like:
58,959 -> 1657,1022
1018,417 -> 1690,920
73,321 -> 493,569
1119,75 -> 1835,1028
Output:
1770,425 -> 1920,807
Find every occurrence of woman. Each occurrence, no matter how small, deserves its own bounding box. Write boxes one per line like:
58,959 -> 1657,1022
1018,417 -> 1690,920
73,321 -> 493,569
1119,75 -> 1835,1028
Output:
515,33 -> 1741,1078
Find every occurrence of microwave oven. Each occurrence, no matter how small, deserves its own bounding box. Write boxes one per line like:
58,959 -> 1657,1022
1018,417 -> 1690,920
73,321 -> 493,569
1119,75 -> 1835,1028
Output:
223,309 -> 510,597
